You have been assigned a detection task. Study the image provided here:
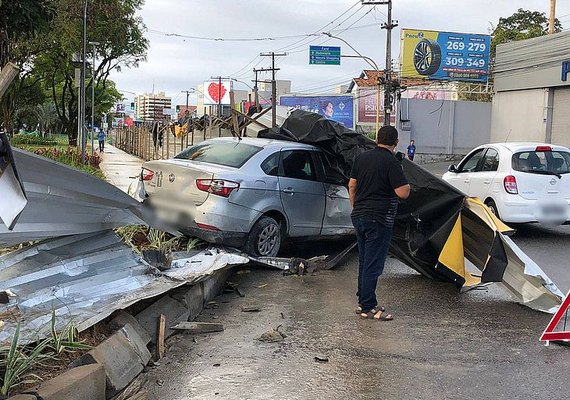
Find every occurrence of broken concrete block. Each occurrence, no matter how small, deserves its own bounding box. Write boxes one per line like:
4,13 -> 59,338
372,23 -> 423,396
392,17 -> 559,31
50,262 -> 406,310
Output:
108,310 -> 152,346
202,268 -> 234,303
135,295 -> 189,343
170,284 -> 204,322
71,330 -> 149,397
37,364 -> 105,400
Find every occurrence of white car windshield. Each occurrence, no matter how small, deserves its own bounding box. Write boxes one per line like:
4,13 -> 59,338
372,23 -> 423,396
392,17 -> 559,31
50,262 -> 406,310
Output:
175,142 -> 262,168
512,150 -> 570,176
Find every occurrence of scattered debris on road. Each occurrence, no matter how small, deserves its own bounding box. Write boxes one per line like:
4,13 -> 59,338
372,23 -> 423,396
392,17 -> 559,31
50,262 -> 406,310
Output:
241,305 -> 262,312
257,325 -> 287,343
170,322 -> 224,334
314,356 -> 329,363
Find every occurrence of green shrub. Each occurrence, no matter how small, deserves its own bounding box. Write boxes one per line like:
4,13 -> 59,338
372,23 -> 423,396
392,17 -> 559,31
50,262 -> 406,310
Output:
9,134 -> 57,146
28,147 -> 105,179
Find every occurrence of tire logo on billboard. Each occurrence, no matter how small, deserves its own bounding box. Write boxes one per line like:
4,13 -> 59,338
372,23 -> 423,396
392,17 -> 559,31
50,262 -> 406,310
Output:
414,39 -> 442,75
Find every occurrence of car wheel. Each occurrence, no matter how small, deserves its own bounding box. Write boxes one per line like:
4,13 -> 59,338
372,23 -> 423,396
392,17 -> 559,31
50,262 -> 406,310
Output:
413,39 -> 442,76
245,216 -> 281,257
485,199 -> 501,220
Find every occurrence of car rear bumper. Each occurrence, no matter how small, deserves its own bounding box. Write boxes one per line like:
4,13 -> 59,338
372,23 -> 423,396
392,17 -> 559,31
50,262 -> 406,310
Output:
180,226 -> 248,248
500,198 -> 570,224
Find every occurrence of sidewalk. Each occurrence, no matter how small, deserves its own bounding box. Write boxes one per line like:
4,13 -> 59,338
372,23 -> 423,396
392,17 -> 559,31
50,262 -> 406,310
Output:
99,144 -> 144,193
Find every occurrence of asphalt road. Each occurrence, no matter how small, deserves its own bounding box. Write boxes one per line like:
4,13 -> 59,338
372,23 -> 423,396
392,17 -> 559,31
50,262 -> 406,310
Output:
142,160 -> 570,399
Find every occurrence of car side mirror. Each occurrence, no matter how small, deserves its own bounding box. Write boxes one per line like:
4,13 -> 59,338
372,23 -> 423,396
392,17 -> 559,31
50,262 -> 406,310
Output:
448,164 -> 458,173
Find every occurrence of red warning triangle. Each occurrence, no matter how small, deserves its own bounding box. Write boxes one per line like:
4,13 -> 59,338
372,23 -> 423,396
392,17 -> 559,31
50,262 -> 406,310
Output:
540,290 -> 570,342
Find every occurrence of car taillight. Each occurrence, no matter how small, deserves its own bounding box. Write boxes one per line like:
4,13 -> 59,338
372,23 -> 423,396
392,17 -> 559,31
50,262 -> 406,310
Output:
195,179 -> 239,197
504,175 -> 518,194
535,145 -> 552,152
141,167 -> 154,181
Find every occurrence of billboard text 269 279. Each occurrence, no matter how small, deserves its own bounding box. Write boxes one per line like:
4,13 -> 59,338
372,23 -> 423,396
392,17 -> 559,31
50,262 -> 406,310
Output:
401,29 -> 491,82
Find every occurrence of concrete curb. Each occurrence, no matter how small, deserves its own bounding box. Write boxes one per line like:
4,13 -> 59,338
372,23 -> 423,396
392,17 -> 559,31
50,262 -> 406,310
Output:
7,267 -> 235,400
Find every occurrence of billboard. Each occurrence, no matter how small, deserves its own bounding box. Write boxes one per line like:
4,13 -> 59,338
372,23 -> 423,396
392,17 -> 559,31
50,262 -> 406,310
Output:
356,88 -> 396,124
279,95 -> 354,128
401,29 -> 491,82
203,80 -> 232,105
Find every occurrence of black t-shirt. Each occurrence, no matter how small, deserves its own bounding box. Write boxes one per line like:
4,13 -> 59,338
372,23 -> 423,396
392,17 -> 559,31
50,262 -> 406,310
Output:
350,147 -> 408,227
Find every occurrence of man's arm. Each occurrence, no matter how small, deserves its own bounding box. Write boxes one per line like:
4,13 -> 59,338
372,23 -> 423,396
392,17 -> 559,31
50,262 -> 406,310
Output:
394,184 -> 411,199
348,178 -> 357,208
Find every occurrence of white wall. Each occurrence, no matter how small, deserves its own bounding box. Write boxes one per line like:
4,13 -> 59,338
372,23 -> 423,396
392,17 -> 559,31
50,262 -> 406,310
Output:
491,89 -> 547,143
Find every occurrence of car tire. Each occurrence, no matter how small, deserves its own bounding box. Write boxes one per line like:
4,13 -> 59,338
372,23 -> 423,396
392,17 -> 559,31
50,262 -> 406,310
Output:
485,199 -> 501,220
413,39 -> 442,76
245,216 -> 281,257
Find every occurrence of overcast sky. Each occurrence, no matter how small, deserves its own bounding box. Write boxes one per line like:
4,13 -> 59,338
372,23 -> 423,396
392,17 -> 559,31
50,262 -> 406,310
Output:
109,0 -> 570,105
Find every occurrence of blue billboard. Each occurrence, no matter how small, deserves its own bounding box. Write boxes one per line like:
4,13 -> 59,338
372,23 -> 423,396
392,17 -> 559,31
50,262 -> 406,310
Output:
401,29 -> 491,82
279,95 -> 354,128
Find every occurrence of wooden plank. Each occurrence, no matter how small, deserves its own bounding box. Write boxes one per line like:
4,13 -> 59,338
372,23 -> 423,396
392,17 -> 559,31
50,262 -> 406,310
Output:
170,321 -> 224,334
157,314 -> 166,359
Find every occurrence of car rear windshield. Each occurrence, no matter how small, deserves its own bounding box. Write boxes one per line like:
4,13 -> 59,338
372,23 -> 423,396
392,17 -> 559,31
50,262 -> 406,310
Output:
512,150 -> 570,175
174,141 -> 262,168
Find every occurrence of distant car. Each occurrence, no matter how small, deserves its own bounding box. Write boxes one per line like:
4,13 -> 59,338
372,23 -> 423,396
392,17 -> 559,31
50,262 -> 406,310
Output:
141,137 -> 353,256
442,143 -> 570,225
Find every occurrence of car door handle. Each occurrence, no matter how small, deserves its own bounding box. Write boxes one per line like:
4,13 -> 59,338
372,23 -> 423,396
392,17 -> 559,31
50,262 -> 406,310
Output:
282,187 -> 294,194
483,180 -> 491,184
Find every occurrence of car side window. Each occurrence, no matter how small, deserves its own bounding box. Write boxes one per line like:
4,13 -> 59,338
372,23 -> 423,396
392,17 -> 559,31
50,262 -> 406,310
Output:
281,150 -> 317,181
479,148 -> 499,172
458,148 -> 485,172
261,152 -> 279,176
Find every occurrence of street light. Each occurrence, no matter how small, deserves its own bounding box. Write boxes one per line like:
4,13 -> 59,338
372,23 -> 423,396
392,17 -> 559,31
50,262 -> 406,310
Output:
89,41 -> 99,158
80,0 -> 88,163
323,32 -> 383,136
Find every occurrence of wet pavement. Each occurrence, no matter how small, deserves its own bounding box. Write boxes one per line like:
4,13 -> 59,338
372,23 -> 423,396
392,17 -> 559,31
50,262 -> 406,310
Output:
143,254 -> 569,400
140,159 -> 570,400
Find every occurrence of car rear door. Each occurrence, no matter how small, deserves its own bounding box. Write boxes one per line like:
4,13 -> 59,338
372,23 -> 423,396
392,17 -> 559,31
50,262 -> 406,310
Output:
278,149 -> 326,237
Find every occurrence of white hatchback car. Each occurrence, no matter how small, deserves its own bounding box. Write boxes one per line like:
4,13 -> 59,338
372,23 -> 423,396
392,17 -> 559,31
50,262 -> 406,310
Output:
442,143 -> 570,225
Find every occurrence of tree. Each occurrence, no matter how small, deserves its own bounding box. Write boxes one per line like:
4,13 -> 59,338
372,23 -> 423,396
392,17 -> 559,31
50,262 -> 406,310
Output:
490,8 -> 562,58
0,0 -> 54,68
33,0 -> 148,144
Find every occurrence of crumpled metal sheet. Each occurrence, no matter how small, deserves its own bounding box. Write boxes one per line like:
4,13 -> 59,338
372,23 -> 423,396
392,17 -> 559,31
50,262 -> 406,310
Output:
0,148 -> 159,247
0,230 -> 248,346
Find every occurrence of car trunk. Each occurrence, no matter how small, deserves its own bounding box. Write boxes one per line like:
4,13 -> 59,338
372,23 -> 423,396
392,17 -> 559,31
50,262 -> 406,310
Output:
143,159 -> 232,206
514,172 -> 568,201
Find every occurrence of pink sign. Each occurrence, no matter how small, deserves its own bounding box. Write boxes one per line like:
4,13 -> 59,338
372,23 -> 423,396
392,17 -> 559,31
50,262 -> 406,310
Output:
357,88 -> 396,124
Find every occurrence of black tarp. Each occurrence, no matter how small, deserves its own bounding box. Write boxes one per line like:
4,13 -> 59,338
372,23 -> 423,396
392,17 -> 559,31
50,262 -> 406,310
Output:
258,110 -> 467,284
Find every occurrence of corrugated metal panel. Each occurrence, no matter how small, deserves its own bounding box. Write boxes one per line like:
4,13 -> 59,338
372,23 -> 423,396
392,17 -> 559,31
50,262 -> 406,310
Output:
551,87 -> 570,147
0,149 -> 164,247
0,231 -> 248,347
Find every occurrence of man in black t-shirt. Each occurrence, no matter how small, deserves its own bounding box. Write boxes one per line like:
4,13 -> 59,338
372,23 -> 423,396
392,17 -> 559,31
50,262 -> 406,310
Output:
349,126 -> 410,321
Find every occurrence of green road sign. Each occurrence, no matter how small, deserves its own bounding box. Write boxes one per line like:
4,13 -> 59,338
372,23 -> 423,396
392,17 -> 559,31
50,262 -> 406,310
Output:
309,45 -> 341,65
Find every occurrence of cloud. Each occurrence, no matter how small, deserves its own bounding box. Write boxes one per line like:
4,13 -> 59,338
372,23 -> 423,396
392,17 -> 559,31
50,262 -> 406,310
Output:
110,0 -> 569,102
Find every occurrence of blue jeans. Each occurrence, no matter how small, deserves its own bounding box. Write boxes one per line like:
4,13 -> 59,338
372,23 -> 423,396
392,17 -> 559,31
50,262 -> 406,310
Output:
352,216 -> 393,312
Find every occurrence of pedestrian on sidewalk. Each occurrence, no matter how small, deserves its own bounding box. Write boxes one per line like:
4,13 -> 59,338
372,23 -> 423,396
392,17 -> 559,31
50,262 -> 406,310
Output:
98,128 -> 106,152
406,140 -> 416,161
348,126 -> 411,321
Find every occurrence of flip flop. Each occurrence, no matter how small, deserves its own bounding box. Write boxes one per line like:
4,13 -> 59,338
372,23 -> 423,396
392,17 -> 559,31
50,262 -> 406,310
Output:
360,307 -> 393,321
355,305 -> 385,314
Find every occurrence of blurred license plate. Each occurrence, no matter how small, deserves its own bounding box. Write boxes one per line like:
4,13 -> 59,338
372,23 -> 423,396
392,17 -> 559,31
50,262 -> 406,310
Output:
541,204 -> 567,216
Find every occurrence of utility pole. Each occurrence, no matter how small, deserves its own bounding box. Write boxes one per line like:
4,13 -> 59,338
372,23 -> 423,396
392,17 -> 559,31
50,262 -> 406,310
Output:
210,76 -> 230,136
80,0 -> 88,162
362,0 -> 398,127
252,68 -> 261,109
89,41 -> 99,158
549,0 -> 557,34
260,52 -> 286,127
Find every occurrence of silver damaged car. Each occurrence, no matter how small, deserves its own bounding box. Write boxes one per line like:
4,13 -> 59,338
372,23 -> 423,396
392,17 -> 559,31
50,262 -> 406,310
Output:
141,137 -> 354,256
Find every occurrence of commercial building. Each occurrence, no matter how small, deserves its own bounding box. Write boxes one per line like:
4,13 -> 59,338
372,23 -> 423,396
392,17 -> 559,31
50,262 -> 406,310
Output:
134,92 -> 172,122
491,31 -> 570,147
